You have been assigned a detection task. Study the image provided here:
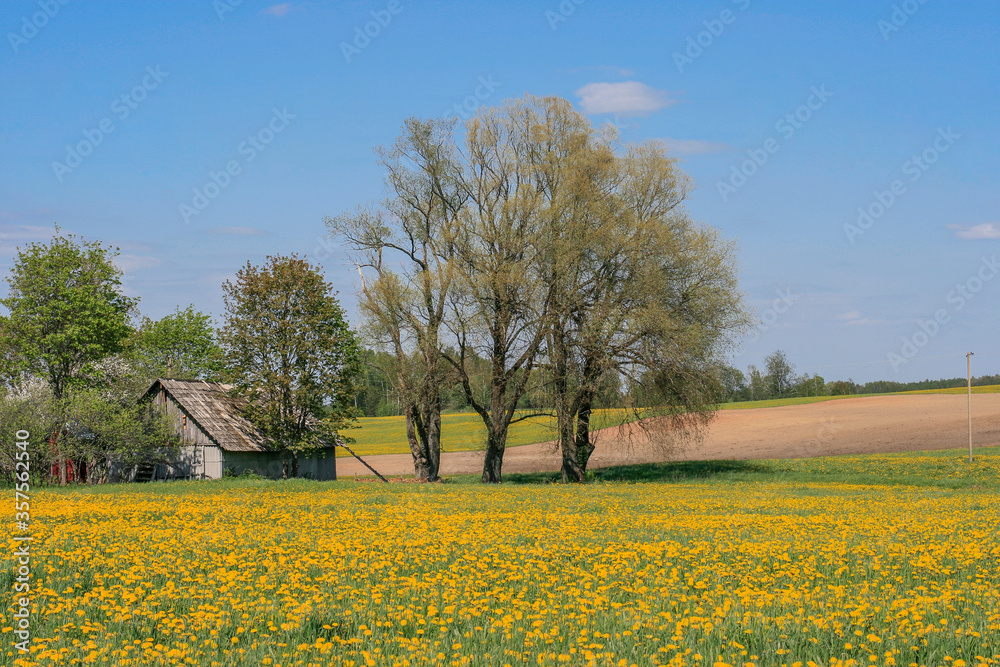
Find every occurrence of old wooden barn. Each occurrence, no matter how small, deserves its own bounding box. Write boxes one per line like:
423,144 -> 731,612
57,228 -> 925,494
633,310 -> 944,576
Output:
141,378 -> 337,481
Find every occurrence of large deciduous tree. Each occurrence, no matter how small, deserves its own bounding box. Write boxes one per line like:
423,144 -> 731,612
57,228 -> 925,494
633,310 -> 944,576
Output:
329,118 -> 464,482
444,98 -> 566,483
0,228 -> 177,483
130,305 -> 225,382
765,349 -> 796,398
220,255 -> 360,476
0,229 -> 137,398
539,135 -> 749,481
330,94 -> 749,483
451,98 -> 748,482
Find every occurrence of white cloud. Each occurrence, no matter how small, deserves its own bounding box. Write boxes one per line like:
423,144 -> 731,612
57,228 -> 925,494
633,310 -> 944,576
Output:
0,224 -> 58,241
261,3 -> 292,17
947,223 -> 1000,240
837,310 -> 885,327
655,137 -> 729,156
0,209 -> 58,223
115,255 -> 167,274
566,65 -> 635,78
204,226 -> 269,236
575,82 -> 675,116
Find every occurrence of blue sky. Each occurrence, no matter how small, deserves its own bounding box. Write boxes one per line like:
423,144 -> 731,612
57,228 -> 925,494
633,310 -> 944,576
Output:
1,0 -> 997,383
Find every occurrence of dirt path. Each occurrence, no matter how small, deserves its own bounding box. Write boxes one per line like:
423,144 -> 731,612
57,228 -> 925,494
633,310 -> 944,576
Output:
336,394 -> 1000,478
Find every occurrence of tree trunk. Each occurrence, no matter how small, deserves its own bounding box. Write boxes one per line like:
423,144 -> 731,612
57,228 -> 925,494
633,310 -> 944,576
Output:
481,426 -> 506,483
422,396 -> 442,482
556,395 -> 586,483
576,393 -> 595,473
480,368 -> 512,483
405,403 -> 436,481
560,411 -> 585,483
551,326 -> 585,483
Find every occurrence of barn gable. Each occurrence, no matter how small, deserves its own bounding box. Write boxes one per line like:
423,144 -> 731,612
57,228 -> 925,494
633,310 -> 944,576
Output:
143,378 -> 271,452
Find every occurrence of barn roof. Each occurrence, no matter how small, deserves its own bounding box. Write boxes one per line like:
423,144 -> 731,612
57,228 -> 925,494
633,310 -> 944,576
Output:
141,378 -> 270,452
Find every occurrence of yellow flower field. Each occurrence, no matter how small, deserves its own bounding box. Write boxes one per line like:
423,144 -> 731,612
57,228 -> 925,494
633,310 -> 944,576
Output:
3,461 -> 1000,667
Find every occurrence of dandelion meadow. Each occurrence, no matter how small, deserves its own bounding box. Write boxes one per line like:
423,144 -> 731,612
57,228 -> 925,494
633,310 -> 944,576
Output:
4,450 -> 1000,667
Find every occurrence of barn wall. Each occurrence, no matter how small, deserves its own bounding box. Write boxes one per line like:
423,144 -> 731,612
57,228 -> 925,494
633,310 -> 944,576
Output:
297,451 -> 337,481
152,385 -> 336,481
160,390 -> 215,446
154,444 -> 225,479
223,450 -> 337,481
204,445 -> 224,479
154,389 -> 223,479
156,446 -> 198,479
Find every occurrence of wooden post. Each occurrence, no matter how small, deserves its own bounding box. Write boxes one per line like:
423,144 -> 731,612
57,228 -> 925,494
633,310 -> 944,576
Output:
967,352 -> 974,463
336,442 -> 389,483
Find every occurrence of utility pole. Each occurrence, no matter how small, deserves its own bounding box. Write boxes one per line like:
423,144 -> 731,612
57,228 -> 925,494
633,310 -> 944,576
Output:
967,351 -> 974,463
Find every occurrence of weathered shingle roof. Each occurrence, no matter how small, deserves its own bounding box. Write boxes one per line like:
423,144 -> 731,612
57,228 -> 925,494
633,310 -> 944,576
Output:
143,378 -> 338,453
143,378 -> 270,452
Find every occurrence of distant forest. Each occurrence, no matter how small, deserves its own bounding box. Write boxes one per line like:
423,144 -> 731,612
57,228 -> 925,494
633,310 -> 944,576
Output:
837,375 -> 1000,395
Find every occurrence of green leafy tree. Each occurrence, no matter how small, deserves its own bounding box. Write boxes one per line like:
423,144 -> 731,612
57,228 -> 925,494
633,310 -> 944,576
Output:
0,380 -> 57,485
0,229 -> 137,399
219,255 -> 361,476
443,98 -> 567,483
826,379 -> 858,396
718,366 -> 747,403
747,364 -> 768,400
541,135 -> 749,482
131,305 -> 225,381
796,373 -> 827,397
0,230 -> 140,484
354,349 -> 400,417
57,387 -> 181,484
330,118 -> 463,482
764,350 -> 796,398
332,96 -> 749,483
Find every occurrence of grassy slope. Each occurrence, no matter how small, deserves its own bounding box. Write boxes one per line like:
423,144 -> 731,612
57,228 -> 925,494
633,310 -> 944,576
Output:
342,385 -> 1000,457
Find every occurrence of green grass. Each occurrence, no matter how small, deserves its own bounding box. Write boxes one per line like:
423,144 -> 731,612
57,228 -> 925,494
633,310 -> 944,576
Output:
343,385 -> 1000,457
900,383 -> 1000,395
717,383 -> 1000,410
715,394 -> 868,410
500,443 -> 1000,490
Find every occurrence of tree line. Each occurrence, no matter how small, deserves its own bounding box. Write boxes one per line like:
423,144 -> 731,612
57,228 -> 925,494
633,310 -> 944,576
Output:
717,349 -> 999,402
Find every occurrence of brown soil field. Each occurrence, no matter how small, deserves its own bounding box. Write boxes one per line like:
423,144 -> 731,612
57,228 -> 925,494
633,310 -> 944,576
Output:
336,394 -> 1000,479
